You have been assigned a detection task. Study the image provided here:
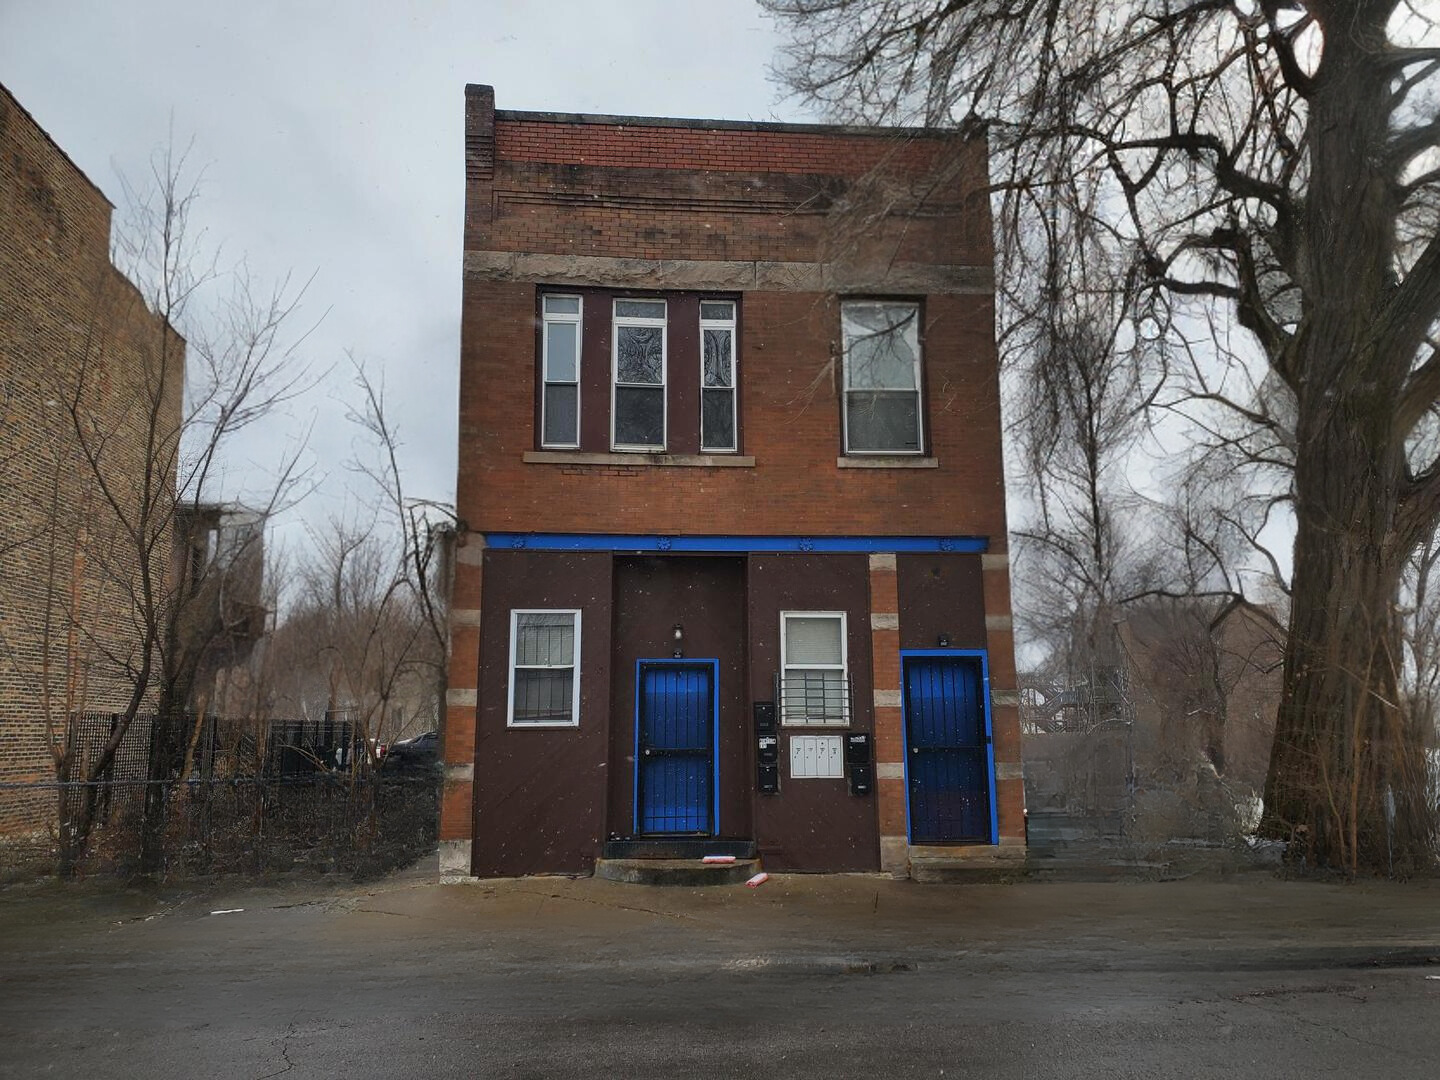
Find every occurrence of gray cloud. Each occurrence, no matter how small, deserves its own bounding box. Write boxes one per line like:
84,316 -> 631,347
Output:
1,0 -> 809,536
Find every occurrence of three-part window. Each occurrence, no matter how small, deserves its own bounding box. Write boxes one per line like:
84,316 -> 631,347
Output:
538,292 -> 742,455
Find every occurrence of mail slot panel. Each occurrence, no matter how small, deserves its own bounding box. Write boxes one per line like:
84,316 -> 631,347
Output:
848,762 -> 874,796
757,735 -> 779,765
845,732 -> 872,765
753,701 -> 777,735
757,762 -> 780,794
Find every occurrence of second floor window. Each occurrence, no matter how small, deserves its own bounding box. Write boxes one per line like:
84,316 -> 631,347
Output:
700,300 -> 737,452
612,298 -> 667,450
541,295 -> 582,448
841,300 -> 923,455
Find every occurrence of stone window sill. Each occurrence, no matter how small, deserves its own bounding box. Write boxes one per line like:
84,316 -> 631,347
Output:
835,456 -> 938,469
524,451 -> 756,468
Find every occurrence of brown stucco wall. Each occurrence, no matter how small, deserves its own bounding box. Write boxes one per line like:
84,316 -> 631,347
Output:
747,555 -> 879,872
607,556 -> 749,839
473,551 -> 614,876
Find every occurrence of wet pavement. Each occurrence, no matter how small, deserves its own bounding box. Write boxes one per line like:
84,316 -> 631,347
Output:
1,864 -> 1438,1078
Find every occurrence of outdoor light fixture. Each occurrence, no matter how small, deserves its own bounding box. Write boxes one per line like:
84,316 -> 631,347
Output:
937,633 -> 952,648
672,623 -> 684,658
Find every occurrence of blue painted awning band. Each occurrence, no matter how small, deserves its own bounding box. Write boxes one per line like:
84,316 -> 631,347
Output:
483,533 -> 989,554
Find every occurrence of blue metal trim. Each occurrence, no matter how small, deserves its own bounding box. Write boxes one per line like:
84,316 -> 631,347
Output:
632,658 -> 721,837
632,659 -> 641,837
898,648 -> 999,846
485,533 -> 988,554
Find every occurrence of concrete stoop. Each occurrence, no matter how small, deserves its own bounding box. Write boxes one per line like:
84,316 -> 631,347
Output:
908,843 -> 1029,884
595,857 -> 761,886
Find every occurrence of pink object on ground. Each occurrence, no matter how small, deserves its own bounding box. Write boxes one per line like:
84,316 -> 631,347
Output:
745,872 -> 769,888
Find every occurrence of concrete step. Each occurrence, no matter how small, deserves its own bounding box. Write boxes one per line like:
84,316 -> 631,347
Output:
594,857 -> 761,887
602,839 -> 757,860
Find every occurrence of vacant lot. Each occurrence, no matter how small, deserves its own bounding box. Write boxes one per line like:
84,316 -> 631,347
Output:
1,868 -> 1438,1078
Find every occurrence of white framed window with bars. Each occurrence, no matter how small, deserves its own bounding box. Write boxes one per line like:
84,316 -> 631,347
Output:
699,299 -> 737,452
611,298 -> 668,450
540,295 -> 582,448
507,610 -> 581,728
841,300 -> 924,455
780,611 -> 850,726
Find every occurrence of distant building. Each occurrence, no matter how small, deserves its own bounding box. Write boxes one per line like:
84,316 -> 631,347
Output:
174,502 -> 268,714
441,86 -> 1022,879
0,84 -> 184,832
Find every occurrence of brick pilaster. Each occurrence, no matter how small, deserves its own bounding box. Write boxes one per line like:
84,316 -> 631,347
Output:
868,553 -> 908,876
983,551 -> 1026,846
439,533 -> 484,875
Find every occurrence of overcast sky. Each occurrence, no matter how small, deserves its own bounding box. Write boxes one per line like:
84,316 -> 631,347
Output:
0,0 -> 812,539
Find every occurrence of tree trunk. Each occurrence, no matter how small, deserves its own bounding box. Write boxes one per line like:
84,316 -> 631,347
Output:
1259,9 -> 1437,874
1262,414 -> 1434,872
137,682 -> 192,877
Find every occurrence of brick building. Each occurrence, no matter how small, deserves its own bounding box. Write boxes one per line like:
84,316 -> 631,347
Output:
0,84 -> 183,832
442,85 -> 1022,879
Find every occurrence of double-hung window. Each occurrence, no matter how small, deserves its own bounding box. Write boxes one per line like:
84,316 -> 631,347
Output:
780,611 -> 850,726
700,300 -> 737,452
841,300 -> 923,454
507,610 -> 581,727
612,298 -> 667,450
540,295 -> 582,448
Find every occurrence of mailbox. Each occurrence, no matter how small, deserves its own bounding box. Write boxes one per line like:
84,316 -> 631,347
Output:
757,763 -> 780,794
847,732 -> 873,795
757,735 -> 779,765
753,700 -> 777,735
845,732 -> 872,765
849,762 -> 874,796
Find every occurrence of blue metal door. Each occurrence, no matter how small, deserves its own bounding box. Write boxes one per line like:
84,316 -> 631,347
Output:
903,654 -> 995,843
635,661 -> 718,835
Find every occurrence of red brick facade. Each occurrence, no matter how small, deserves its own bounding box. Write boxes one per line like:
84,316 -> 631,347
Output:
445,85 -> 1022,879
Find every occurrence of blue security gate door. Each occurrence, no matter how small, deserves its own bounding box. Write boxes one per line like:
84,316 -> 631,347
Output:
903,653 -> 997,844
635,661 -> 719,835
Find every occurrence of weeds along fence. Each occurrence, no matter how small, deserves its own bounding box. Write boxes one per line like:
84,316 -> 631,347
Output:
0,712 -> 438,881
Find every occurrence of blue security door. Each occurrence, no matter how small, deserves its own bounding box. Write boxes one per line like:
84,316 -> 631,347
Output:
903,653 -> 996,844
635,661 -> 718,835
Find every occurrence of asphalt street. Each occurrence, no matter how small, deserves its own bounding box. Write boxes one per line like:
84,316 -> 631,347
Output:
1,867 -> 1438,1078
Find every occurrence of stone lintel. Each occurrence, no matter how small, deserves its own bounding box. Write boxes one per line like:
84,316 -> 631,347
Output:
464,251 -> 994,294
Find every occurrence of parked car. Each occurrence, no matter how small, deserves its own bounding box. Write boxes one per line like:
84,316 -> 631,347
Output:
387,731 -> 439,766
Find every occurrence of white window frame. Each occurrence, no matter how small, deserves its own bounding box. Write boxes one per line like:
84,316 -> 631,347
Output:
699,300 -> 738,453
611,298 -> 668,451
506,609 -> 582,729
540,294 -> 582,449
840,300 -> 924,456
780,610 -> 850,727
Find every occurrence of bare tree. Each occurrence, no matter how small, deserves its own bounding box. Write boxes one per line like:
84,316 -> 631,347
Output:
265,362 -> 453,783
12,140 -> 312,876
765,0 -> 1440,871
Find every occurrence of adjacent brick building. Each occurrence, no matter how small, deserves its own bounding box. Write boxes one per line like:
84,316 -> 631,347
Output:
443,85 -> 1023,879
0,84 -> 183,832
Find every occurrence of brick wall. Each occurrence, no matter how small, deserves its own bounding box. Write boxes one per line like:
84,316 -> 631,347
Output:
458,86 -> 1007,543
0,85 -> 182,833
